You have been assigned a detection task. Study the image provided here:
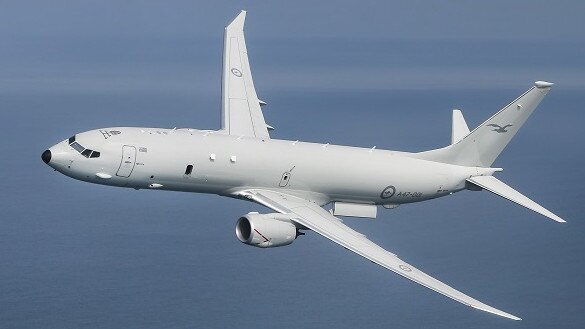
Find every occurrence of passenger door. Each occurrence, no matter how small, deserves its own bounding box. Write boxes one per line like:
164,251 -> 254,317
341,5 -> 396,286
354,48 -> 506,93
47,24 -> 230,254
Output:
116,145 -> 136,177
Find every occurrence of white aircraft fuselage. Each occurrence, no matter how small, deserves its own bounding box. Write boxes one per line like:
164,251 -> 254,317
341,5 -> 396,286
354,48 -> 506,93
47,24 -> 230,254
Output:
44,127 -> 493,206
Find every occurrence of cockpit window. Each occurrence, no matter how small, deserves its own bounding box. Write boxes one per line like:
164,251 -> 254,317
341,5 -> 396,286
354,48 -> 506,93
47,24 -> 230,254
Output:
70,141 -> 85,153
68,135 -> 101,158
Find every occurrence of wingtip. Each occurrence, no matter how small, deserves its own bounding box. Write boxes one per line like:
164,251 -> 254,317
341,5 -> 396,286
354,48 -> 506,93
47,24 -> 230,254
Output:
227,10 -> 247,30
469,304 -> 522,321
547,213 -> 566,223
506,314 -> 523,321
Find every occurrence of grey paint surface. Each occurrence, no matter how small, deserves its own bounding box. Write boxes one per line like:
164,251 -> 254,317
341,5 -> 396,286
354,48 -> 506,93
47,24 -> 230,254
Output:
1,1 -> 584,328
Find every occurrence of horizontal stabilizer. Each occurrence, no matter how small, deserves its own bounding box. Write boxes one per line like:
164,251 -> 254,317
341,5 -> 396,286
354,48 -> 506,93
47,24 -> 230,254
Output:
467,176 -> 565,223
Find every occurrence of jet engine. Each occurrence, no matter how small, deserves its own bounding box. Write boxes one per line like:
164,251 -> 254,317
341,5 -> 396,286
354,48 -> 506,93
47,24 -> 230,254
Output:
235,212 -> 299,248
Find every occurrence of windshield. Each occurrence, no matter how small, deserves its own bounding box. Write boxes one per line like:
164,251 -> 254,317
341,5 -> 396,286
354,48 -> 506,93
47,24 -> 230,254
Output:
67,135 -> 101,158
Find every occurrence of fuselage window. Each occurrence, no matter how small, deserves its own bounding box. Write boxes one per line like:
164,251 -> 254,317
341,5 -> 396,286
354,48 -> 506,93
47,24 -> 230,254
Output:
185,164 -> 193,175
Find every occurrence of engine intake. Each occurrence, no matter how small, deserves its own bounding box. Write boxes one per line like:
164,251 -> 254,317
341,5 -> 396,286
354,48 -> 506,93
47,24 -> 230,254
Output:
235,213 -> 298,248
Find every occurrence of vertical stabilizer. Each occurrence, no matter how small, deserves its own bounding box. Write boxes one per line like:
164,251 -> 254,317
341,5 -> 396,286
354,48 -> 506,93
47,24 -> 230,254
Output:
416,82 -> 553,167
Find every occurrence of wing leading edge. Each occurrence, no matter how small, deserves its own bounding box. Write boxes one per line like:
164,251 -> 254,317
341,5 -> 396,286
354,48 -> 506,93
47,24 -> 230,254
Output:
236,189 -> 521,321
220,11 -> 270,138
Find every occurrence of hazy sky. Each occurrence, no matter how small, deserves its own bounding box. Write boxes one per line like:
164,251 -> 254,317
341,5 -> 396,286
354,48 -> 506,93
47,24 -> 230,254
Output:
1,0 -> 584,94
1,2 -> 584,329
2,0 -> 584,41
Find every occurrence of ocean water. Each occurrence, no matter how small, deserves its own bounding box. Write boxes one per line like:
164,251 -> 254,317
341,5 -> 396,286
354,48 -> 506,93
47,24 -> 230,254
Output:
1,37 -> 584,329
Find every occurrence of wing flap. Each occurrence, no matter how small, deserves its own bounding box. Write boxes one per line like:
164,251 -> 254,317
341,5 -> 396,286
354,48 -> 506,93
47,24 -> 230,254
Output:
237,189 -> 521,320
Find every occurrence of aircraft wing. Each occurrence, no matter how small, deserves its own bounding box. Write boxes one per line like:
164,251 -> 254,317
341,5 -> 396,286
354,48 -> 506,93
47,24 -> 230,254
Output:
221,11 -> 270,138
236,189 -> 521,321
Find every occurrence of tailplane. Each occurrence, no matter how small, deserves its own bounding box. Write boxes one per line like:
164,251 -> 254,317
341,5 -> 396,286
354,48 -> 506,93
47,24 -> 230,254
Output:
417,81 -> 554,167
466,176 -> 565,223
451,109 -> 470,144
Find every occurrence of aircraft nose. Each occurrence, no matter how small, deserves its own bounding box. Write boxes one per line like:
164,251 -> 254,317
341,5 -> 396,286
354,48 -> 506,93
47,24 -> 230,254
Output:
41,149 -> 52,164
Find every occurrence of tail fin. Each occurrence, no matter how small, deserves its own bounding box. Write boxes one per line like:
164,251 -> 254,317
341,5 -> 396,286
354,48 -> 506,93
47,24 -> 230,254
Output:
417,81 -> 554,167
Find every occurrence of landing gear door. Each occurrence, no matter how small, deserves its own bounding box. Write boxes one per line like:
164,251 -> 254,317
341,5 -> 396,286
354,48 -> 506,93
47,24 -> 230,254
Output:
116,145 -> 137,177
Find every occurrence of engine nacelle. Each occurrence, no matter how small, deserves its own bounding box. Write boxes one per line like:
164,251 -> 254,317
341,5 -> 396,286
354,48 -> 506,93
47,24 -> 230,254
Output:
235,212 -> 298,248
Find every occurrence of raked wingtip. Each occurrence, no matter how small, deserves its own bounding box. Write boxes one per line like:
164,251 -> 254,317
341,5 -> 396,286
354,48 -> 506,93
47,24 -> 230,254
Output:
226,10 -> 247,31
469,304 -> 522,321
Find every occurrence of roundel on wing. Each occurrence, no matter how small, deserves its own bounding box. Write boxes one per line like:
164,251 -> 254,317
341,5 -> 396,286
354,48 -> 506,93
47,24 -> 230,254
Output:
399,264 -> 412,272
231,68 -> 243,77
